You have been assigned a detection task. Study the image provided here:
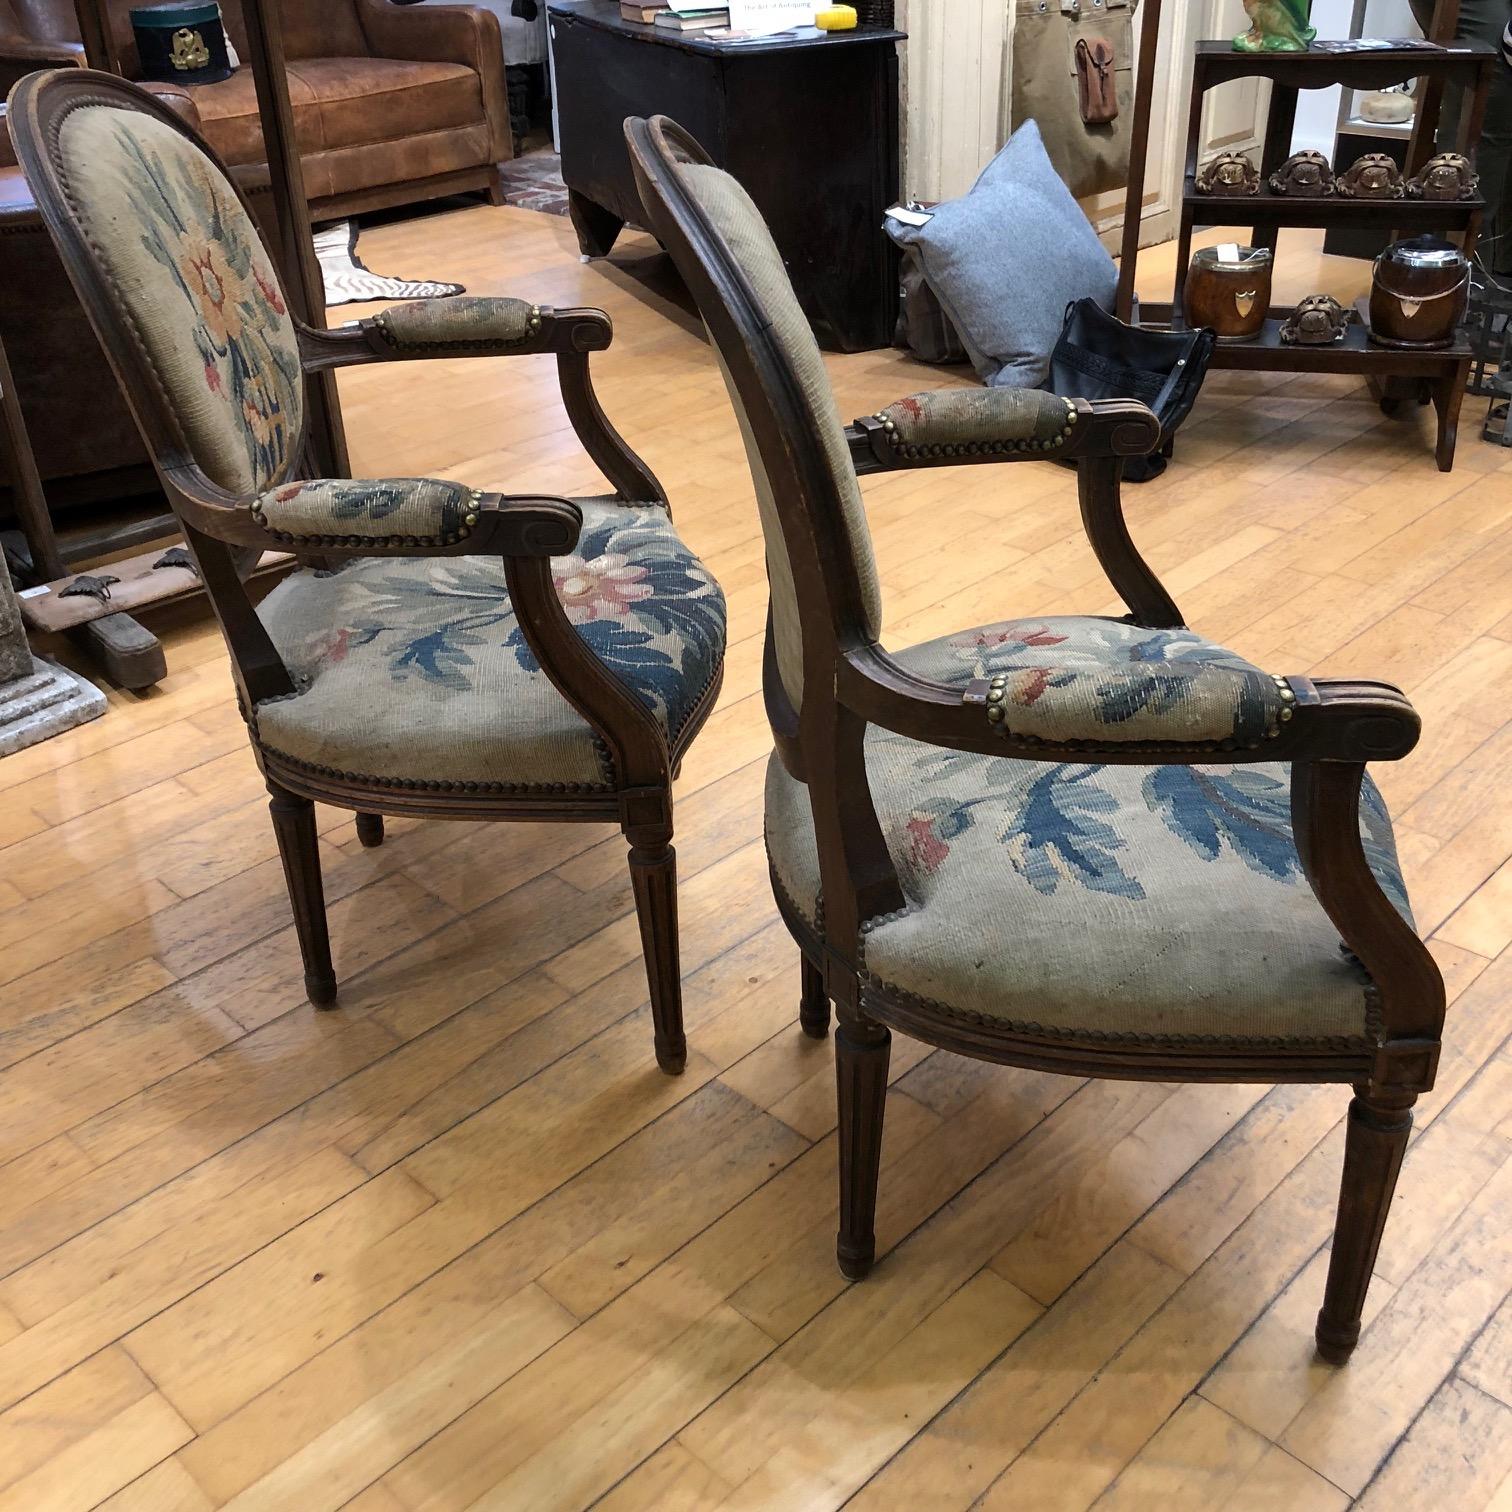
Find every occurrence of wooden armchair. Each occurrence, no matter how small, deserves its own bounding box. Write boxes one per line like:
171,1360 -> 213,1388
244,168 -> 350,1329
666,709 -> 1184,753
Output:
8,72 -> 727,1074
626,114 -> 1444,1361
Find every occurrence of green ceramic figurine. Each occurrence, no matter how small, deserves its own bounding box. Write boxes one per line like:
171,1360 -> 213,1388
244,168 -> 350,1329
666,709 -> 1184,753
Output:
1234,0 -> 1316,52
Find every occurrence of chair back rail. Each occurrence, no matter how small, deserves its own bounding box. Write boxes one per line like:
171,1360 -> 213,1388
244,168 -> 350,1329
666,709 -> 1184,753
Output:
625,114 -> 902,985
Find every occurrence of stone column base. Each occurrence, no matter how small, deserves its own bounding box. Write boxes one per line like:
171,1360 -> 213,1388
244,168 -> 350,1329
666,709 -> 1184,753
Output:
0,655 -> 107,757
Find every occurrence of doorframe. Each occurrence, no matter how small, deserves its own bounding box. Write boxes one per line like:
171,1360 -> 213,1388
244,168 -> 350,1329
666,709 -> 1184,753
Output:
899,1 -> 1271,256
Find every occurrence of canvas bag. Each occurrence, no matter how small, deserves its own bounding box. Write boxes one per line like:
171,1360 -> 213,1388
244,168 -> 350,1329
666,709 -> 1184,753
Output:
1011,0 -> 1139,200
894,246 -> 969,366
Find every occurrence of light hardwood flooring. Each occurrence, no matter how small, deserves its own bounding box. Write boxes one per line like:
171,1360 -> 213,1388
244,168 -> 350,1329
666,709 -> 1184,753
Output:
2,200 -> 1511,1511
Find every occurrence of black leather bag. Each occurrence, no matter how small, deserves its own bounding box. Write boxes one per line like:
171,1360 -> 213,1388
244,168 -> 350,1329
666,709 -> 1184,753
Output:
1045,298 -> 1216,482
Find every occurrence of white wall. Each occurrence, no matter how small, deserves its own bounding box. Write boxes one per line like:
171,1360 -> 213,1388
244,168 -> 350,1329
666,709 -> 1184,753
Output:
1292,0 -> 1424,153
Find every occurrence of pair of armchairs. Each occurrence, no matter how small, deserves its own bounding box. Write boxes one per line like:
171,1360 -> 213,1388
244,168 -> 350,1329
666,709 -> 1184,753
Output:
9,72 -> 1444,1368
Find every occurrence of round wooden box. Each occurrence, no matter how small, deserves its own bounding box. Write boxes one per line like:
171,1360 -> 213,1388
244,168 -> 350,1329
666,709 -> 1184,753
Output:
1369,236 -> 1470,350
1186,246 -> 1272,342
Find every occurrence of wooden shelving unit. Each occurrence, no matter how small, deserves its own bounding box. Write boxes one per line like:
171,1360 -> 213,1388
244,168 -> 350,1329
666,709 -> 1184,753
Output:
1130,36 -> 1497,471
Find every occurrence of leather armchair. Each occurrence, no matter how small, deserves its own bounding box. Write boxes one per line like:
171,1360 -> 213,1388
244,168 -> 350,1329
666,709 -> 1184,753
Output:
0,0 -> 513,218
0,1 -> 83,95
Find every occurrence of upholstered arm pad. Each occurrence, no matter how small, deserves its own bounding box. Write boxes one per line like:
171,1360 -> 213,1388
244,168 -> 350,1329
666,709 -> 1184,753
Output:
365,296 -> 543,355
868,388 -> 1080,460
302,302 -> 614,371
975,661 -> 1291,753
251,478 -> 488,547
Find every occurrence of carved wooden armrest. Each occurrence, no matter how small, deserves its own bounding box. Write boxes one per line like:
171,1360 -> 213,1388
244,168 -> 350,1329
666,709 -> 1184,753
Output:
296,303 -> 613,371
848,394 -> 1160,474
847,389 -> 1181,629
295,304 -> 664,511
215,477 -> 581,559
837,645 -> 1421,767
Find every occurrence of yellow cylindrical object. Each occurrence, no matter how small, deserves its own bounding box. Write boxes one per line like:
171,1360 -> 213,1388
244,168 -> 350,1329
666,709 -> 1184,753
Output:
815,5 -> 857,29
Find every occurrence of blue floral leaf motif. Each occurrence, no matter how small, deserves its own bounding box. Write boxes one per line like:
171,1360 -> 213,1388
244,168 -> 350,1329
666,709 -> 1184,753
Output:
1095,670 -> 1178,725
391,628 -> 482,689
1145,766 -> 1297,880
1002,764 -> 1145,899
330,484 -> 412,522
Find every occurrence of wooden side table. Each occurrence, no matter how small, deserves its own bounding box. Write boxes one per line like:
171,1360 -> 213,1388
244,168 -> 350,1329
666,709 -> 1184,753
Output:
548,0 -> 903,352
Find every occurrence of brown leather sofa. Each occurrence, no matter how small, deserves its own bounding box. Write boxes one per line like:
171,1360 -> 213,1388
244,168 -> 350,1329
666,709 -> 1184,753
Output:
0,0 -> 513,218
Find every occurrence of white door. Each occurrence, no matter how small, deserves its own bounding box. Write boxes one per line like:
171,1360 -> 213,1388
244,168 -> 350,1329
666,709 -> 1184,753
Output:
899,0 -> 1273,253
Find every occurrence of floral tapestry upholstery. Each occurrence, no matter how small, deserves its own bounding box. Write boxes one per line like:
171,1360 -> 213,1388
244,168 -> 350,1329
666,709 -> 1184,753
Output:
956,619 -> 1287,750
680,162 -> 882,712
766,616 -> 1414,1046
368,296 -> 541,354
56,105 -> 303,497
252,478 -> 481,547
873,389 -> 1079,458
253,499 -> 726,789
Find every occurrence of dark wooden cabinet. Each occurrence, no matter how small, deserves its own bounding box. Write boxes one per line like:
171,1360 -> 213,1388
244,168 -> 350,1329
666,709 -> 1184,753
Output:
548,0 -> 903,351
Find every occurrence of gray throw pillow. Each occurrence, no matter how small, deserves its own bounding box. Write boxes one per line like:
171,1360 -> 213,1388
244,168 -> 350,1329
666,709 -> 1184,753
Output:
886,121 -> 1119,389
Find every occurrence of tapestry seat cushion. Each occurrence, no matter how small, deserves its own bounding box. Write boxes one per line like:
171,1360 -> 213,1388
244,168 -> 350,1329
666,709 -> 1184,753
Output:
765,616 -> 1413,1047
253,498 -> 726,790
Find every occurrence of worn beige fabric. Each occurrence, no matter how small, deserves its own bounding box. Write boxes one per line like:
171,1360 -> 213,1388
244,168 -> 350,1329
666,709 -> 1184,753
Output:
878,388 -> 1077,452
370,295 -> 539,352
252,477 -> 478,543
254,499 -> 726,788
957,619 -> 1286,749
57,105 -> 303,496
680,162 -> 881,711
766,616 -> 1412,1045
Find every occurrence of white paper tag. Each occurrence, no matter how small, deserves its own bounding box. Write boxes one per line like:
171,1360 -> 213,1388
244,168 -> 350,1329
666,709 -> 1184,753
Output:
18,585 -> 49,599
728,1 -> 816,34
885,205 -> 934,228
1217,241 -> 1242,262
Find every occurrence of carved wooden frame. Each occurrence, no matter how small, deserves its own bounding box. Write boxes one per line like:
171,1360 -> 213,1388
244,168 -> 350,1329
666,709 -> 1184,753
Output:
625,111 -> 1445,1359
10,72 -> 719,1073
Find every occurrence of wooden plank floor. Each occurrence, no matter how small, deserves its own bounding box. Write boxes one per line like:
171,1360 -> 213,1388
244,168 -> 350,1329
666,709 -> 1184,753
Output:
2,199 -> 1511,1511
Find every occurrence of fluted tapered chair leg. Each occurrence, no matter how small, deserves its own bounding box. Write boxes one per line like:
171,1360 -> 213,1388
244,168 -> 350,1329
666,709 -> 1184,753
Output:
1316,1088 -> 1415,1364
355,812 -> 385,848
629,836 -> 686,1075
836,1015 -> 890,1280
267,781 -> 336,1007
799,953 -> 830,1039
